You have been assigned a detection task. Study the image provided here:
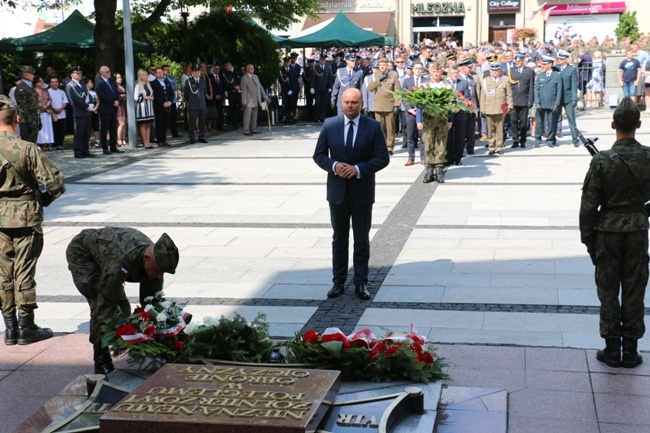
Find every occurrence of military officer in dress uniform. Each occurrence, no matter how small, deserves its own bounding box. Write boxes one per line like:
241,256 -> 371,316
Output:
477,62 -> 513,155
534,56 -> 563,147
331,54 -> 363,114
303,58 -> 315,122
312,54 -> 333,123
457,59 -> 478,155
556,50 -> 580,146
183,63 -> 208,144
66,66 -> 96,159
367,57 -> 402,155
66,227 -> 179,375
222,62 -> 242,130
445,65 -> 472,166
14,65 -> 41,144
0,95 -> 65,346
279,57 -> 300,124
508,53 -> 535,148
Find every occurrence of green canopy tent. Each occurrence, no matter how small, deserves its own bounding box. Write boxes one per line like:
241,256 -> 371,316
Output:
0,9 -> 152,53
287,11 -> 394,48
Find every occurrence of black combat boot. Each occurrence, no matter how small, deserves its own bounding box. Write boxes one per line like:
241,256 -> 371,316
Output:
94,343 -> 115,375
423,166 -> 435,183
622,337 -> 643,368
17,311 -> 53,345
435,165 -> 446,183
596,337 -> 621,368
2,311 -> 18,345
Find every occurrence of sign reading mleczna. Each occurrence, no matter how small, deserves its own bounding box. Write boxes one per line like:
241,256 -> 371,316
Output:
100,364 -> 341,433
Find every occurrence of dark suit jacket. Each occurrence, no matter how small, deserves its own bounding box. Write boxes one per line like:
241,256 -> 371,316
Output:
66,80 -> 90,118
313,115 -> 390,206
313,63 -> 333,92
401,75 -> 430,111
95,78 -> 119,114
150,78 -> 174,109
509,66 -> 535,107
183,77 -> 207,110
558,64 -> 578,105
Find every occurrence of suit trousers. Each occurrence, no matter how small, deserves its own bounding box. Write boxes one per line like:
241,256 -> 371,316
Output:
405,112 -> 424,161
374,111 -> 395,151
509,106 -> 529,145
73,116 -> 91,155
99,111 -> 118,150
52,118 -> 66,148
243,105 -> 259,133
486,113 -> 505,152
188,109 -> 206,140
305,91 -> 314,120
154,106 -> 169,144
227,94 -> 241,129
446,112 -> 468,164
169,103 -> 179,135
315,91 -> 330,121
535,108 -> 559,144
465,113 -> 476,153
329,189 -> 373,286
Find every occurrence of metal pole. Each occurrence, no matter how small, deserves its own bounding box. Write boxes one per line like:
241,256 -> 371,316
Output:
122,0 -> 137,149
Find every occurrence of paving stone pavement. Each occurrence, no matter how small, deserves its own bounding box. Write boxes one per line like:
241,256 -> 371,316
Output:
1,109 -> 650,433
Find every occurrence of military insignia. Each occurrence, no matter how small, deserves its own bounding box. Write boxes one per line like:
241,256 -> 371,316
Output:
119,267 -> 129,279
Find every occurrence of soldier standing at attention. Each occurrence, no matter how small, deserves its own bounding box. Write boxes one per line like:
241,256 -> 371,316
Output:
14,65 -> 41,144
0,96 -> 65,346
66,227 -> 179,375
580,97 -> 650,369
367,57 -> 402,155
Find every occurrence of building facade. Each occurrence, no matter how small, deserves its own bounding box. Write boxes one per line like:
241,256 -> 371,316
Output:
290,1 -> 643,47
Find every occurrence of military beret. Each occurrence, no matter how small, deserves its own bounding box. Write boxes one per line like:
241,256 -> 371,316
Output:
490,62 -> 502,70
457,58 -> 472,67
19,65 -> 35,74
154,233 -> 179,275
613,96 -> 640,125
191,63 -> 201,71
0,95 -> 16,111
542,56 -> 555,64
557,50 -> 570,59
345,54 -> 356,61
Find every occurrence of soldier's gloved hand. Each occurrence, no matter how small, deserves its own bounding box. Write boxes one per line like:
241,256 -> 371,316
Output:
309,88 -> 315,95
393,106 -> 400,115
41,191 -> 55,207
552,105 -> 560,115
362,108 -> 368,116
572,100 -> 578,108
379,72 -> 389,82
287,90 -> 293,96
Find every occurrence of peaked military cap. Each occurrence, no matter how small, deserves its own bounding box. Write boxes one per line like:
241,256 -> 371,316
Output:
404,60 -> 413,69
191,63 -> 201,70
282,56 -> 291,62
320,53 -> 328,59
489,62 -> 502,70
154,233 -> 179,275
344,53 -> 356,61
557,50 -> 570,58
68,65 -> 82,74
515,53 -> 526,60
542,56 -> 555,64
290,52 -> 299,57
457,58 -> 472,67
371,61 -> 379,68
0,95 -> 16,111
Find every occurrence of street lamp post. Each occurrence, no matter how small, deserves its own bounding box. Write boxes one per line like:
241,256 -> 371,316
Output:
181,2 -> 190,62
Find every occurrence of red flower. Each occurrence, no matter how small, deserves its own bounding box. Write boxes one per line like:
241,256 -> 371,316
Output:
138,311 -> 152,321
372,342 -> 387,352
369,349 -> 380,361
343,340 -> 352,350
133,306 -> 144,314
410,343 -> 423,354
322,333 -> 347,343
385,345 -> 400,357
116,322 -> 138,337
172,340 -> 185,351
423,353 -> 434,364
303,330 -> 320,344
143,324 -> 156,336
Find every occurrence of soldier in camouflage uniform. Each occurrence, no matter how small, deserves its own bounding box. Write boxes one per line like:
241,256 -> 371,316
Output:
0,96 -> 65,346
416,61 -> 453,183
14,65 -> 41,144
580,97 -> 650,368
65,227 -> 179,375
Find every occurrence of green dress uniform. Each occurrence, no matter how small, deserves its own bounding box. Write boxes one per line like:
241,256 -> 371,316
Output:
0,124 -> 65,345
65,227 -> 179,374
14,80 -> 41,144
580,137 -> 650,367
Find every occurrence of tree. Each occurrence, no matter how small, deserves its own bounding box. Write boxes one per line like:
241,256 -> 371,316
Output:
615,11 -> 640,44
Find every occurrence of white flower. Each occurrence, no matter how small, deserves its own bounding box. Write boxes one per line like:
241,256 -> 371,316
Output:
184,322 -> 199,335
203,316 -> 219,327
154,290 -> 165,298
144,296 -> 154,303
144,304 -> 154,312
161,301 -> 173,309
156,312 -> 168,322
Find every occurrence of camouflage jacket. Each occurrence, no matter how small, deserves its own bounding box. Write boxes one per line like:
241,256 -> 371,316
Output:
0,131 -> 65,228
73,227 -> 163,303
14,81 -> 41,127
579,137 -> 650,247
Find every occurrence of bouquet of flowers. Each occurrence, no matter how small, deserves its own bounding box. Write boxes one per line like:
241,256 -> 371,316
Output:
100,291 -> 191,369
393,87 -> 475,120
281,326 -> 447,383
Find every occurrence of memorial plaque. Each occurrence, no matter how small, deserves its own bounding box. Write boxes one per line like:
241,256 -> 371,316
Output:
100,364 -> 341,433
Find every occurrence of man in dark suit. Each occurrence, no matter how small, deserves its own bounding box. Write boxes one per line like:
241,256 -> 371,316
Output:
508,53 -> 535,148
556,50 -> 580,146
279,57 -> 300,124
401,61 -> 429,166
313,88 -> 390,300
66,66 -> 95,159
534,57 -> 563,147
312,54 -> 333,123
150,67 -> 174,147
445,65 -> 471,166
95,65 -> 123,155
458,59 -> 478,155
183,64 -> 208,144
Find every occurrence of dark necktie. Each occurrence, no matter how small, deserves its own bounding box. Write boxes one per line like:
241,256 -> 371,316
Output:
346,121 -> 354,158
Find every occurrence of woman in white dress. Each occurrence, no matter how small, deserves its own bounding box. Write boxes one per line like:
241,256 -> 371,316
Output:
34,75 -> 54,151
134,69 -> 155,149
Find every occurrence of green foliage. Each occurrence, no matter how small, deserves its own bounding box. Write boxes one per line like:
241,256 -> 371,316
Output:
615,11 -> 640,44
394,87 -> 475,120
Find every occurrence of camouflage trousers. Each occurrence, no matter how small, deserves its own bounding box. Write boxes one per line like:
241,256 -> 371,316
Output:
66,231 -> 131,345
421,115 -> 448,166
594,231 -> 648,339
0,226 -> 43,315
19,122 -> 39,145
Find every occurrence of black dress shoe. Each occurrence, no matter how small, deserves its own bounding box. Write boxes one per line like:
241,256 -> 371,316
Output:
198,139 -> 208,143
110,148 -> 124,154
327,283 -> 345,298
520,144 -> 526,148
82,152 -> 96,158
74,154 -> 85,159
355,284 -> 371,300
189,139 -> 196,144
172,133 -> 181,138
102,149 -> 111,155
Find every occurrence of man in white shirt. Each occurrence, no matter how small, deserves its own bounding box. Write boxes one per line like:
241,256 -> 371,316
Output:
47,77 -> 68,151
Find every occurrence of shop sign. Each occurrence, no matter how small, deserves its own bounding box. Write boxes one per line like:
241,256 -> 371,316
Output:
487,0 -> 520,13
411,2 -> 466,14
544,2 -> 626,16
318,1 -> 387,9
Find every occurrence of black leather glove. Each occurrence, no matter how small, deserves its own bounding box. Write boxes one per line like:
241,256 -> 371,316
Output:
393,106 -> 400,115
552,105 -> 560,115
379,72 -> 389,82
572,100 -> 578,108
41,191 -> 55,207
362,108 -> 368,116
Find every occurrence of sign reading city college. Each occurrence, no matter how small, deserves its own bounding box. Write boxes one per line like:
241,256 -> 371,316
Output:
487,0 -> 520,13
411,2 -> 466,14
